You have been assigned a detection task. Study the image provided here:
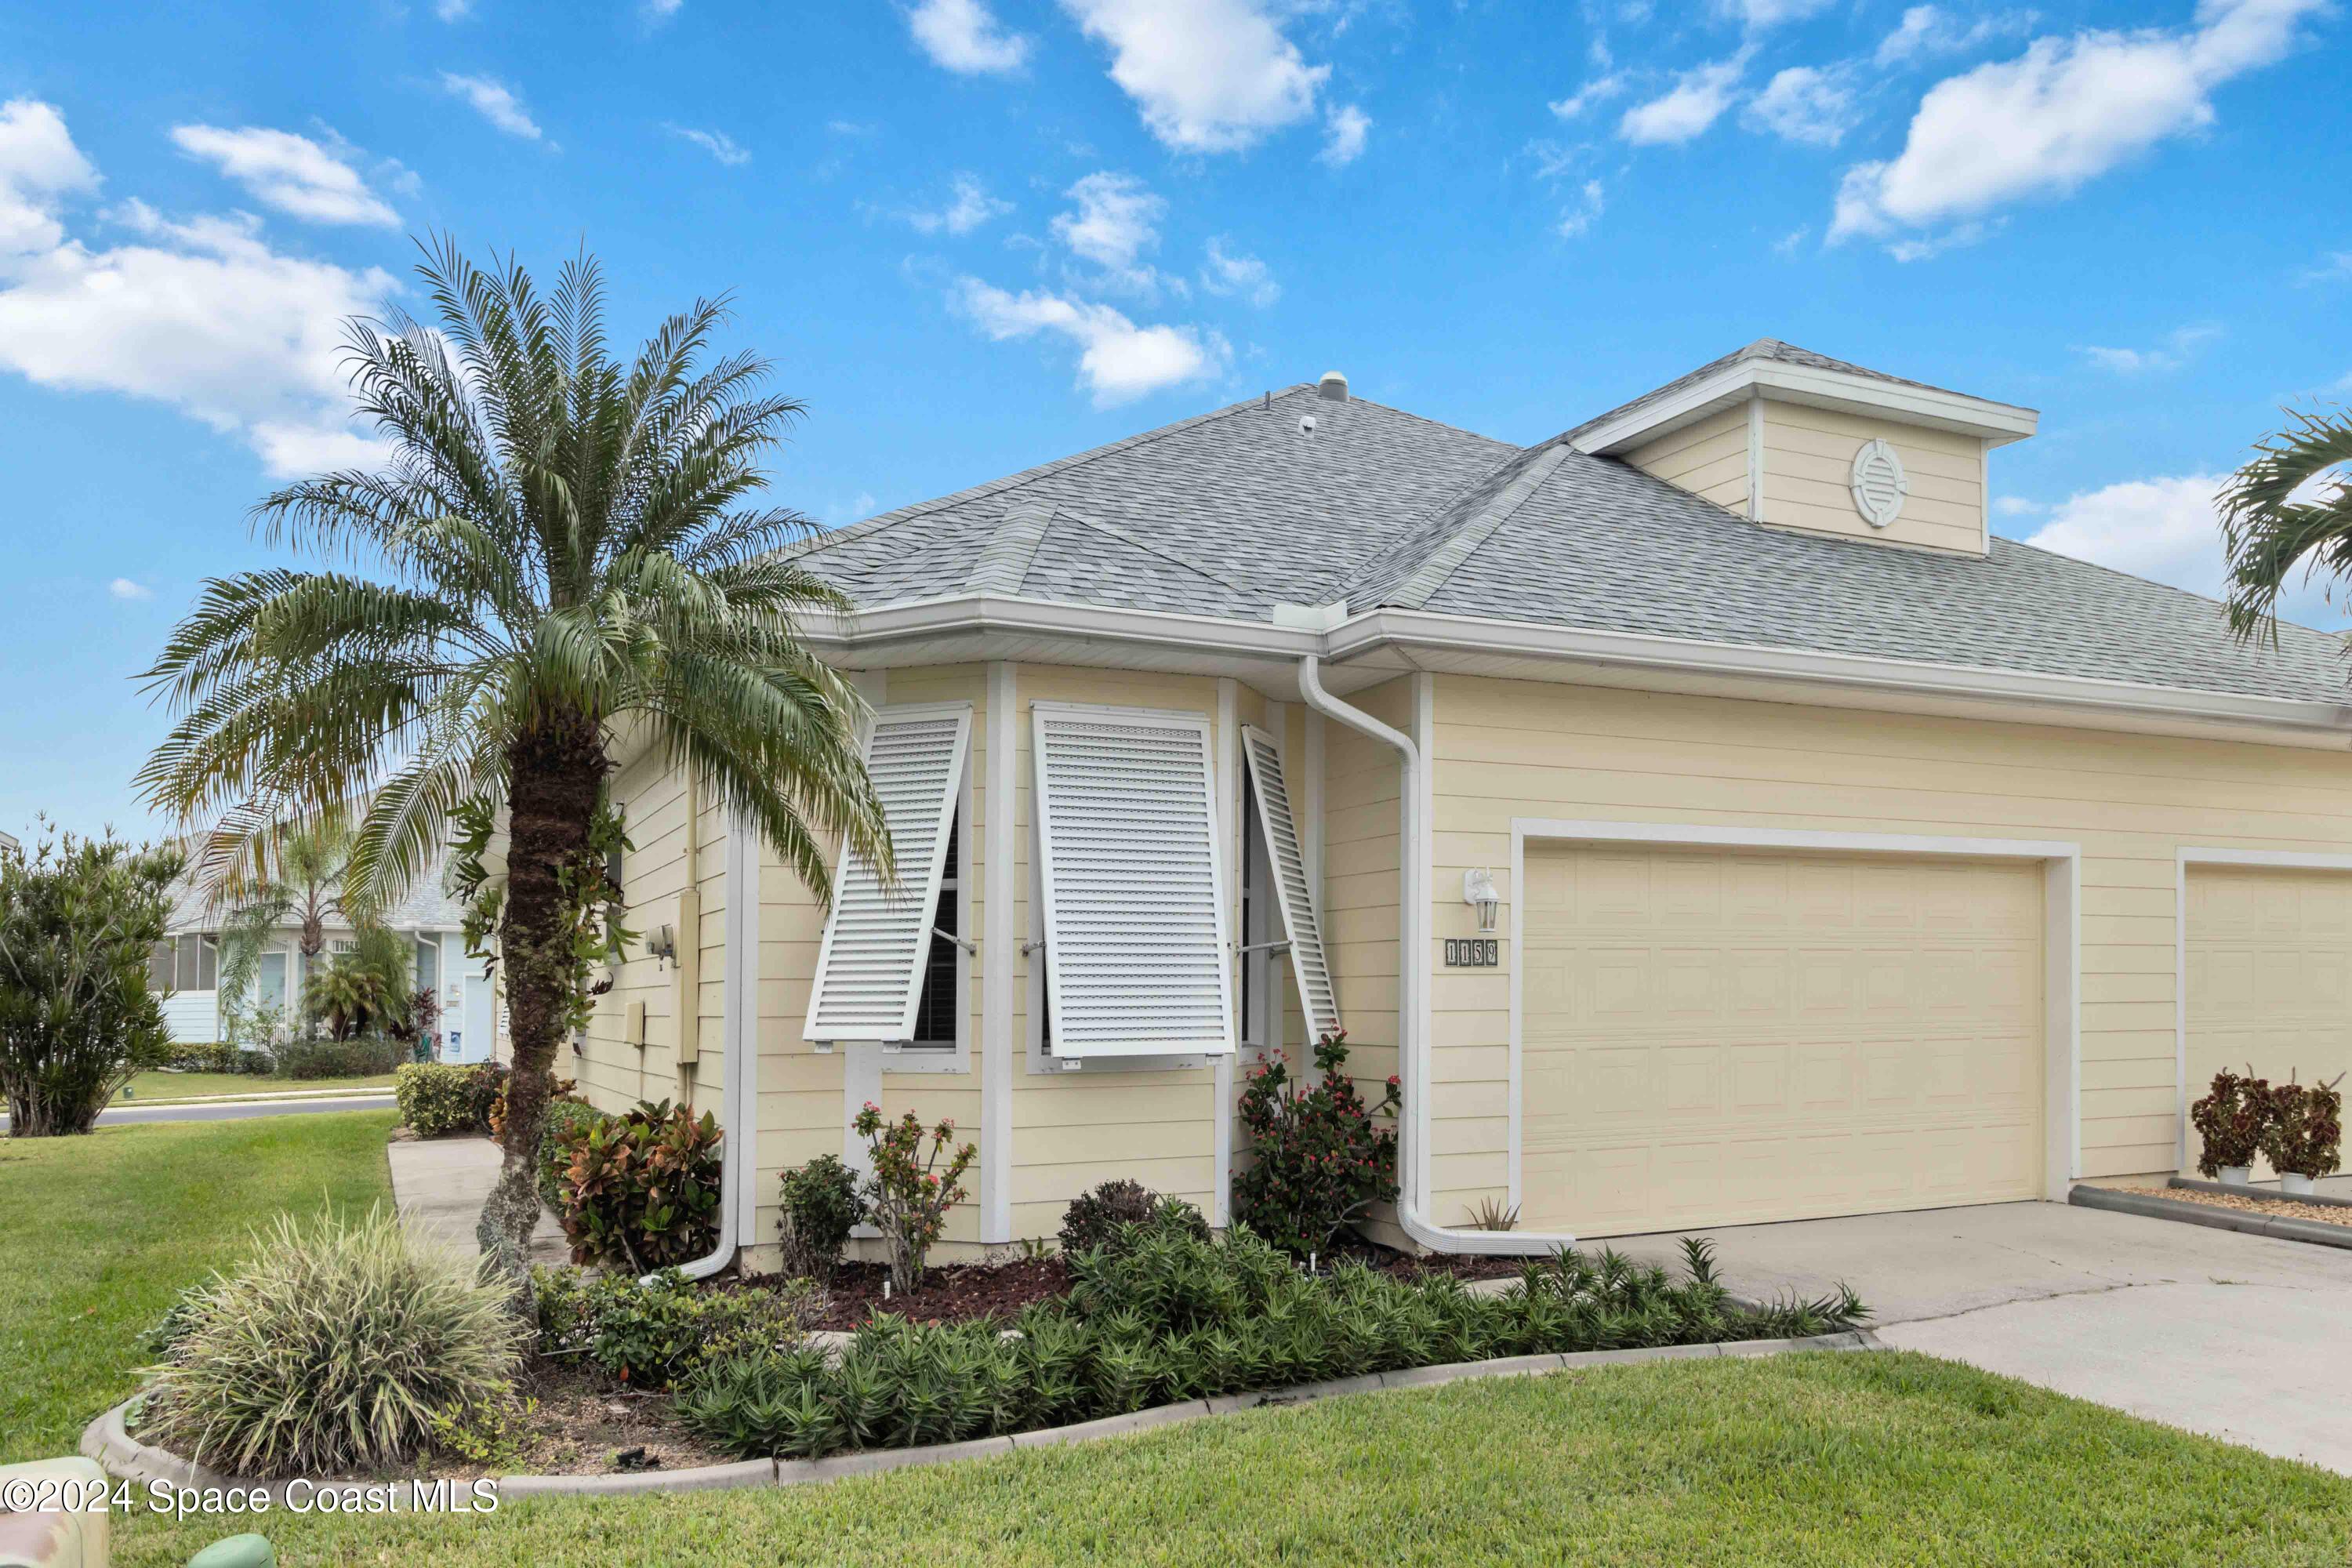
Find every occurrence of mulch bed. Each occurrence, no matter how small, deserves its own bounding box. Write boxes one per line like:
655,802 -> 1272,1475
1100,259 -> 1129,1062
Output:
427,1359 -> 728,1481
754,1243 -> 1528,1332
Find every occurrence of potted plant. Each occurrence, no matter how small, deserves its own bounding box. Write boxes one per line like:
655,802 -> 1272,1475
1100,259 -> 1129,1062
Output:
2190,1065 -> 2267,1186
2259,1072 -> 2344,1197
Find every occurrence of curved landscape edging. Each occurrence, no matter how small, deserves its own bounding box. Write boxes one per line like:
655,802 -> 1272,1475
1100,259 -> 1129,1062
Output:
85,1329 -> 1880,1502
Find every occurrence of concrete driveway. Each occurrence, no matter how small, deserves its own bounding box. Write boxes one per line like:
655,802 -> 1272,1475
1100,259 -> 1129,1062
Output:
1604,1199 -> 2352,1474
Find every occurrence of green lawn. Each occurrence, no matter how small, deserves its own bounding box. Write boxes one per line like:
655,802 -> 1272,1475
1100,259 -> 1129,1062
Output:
114,1352 -> 2352,1566
119,1070 -> 398,1103
0,1109 -> 398,1465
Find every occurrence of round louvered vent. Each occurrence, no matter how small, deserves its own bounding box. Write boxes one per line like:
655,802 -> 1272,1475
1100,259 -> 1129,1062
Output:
1849,438 -> 1907,528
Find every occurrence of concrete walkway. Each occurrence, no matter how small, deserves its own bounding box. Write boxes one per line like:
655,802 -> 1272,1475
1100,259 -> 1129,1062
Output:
1603,1200 -> 2352,1474
387,1136 -> 568,1265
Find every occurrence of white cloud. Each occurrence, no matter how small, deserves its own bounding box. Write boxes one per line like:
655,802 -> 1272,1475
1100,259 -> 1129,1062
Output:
169,125 -> 398,226
2298,249 -> 2352,284
1556,178 -> 1606,238
0,107 -> 394,479
1059,0 -> 1328,152
1618,52 -> 1749,146
666,125 -> 750,165
1051,171 -> 1163,286
439,72 -> 543,141
907,172 -> 1011,235
1875,5 -> 2038,67
953,278 -> 1225,405
1319,103 -> 1370,165
1550,72 -> 1626,118
906,0 -> 1030,73
642,0 -> 683,22
0,99 -> 98,255
434,0 -> 471,18
1993,495 -> 2044,517
1743,64 -> 1859,147
1833,0 -> 2325,248
1773,223 -> 1810,255
2075,323 -> 2220,374
1200,237 -> 1278,307
1713,0 -> 1831,27
109,578 -> 152,601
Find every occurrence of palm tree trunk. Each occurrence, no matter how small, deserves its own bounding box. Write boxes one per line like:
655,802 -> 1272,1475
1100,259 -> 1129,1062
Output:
475,713 -> 607,1298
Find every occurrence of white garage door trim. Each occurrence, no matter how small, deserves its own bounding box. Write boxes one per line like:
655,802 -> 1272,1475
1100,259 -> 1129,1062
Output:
1508,820 -> 2082,1214
2174,847 -> 2352,1171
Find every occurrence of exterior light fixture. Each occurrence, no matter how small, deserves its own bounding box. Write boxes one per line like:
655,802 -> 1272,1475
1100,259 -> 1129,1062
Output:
1462,868 -> 1501,934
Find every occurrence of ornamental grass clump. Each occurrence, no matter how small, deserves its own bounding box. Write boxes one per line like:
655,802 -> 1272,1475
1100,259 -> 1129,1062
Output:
143,1205 -> 522,1477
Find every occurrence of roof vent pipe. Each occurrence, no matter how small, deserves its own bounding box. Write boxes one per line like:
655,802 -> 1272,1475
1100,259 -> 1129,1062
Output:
1317,371 -> 1348,403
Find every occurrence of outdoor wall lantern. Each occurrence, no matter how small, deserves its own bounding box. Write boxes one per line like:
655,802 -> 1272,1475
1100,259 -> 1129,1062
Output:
1462,868 -> 1501,934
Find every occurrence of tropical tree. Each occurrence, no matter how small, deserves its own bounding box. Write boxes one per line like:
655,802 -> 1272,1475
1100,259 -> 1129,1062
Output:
213,818 -> 352,1047
139,239 -> 890,1289
2218,405 -> 2352,639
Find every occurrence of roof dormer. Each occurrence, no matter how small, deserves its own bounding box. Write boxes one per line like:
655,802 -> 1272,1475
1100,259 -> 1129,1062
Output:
1568,339 -> 2038,557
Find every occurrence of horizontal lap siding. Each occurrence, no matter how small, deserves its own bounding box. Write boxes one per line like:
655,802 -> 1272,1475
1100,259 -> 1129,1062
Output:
579,747 -> 691,1115
1321,678 -> 1406,1138
1428,673 -> 2352,1218
1758,402 -> 1983,555
1628,406 -> 1748,514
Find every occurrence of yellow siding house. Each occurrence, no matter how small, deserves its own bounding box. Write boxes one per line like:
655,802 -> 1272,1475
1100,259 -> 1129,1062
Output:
559,342 -> 2352,1271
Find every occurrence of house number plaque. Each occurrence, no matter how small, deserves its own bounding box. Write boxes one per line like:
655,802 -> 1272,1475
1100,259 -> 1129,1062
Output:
1443,938 -> 1499,967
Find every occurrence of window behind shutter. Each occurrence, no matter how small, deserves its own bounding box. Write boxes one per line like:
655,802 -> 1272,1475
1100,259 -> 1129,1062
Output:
1033,704 -> 1232,1058
804,702 -> 972,1045
1239,725 -> 1341,1044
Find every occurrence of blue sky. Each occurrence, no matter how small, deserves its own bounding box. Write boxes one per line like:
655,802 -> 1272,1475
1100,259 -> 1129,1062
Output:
2,0 -> 2347,843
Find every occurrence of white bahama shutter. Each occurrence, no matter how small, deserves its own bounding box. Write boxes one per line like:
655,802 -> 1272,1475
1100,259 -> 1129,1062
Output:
803,702 -> 972,1045
1033,704 -> 1232,1058
1238,725 -> 1340,1044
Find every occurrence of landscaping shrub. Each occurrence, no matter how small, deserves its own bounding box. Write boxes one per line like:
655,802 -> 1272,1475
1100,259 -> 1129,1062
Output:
537,1097 -> 605,1212
533,1266 -> 818,1388
554,1099 -> 723,1272
0,826 -> 180,1136
2190,1065 -> 2269,1176
676,1211 -> 1869,1463
143,1205 -> 522,1476
855,1102 -> 975,1294
489,1070 -> 577,1141
275,1035 -> 408,1079
394,1061 -> 506,1138
166,1041 -> 234,1074
779,1153 -> 864,1282
2260,1072 -> 2345,1179
1057,1180 -> 1209,1258
1233,1031 -> 1400,1257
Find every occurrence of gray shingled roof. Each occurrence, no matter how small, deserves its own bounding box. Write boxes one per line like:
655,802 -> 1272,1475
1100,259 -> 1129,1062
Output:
1555,338 -> 2009,446
791,352 -> 2348,708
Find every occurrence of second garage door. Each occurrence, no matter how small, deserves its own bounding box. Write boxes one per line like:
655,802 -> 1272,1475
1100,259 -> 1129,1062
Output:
1521,841 -> 2045,1236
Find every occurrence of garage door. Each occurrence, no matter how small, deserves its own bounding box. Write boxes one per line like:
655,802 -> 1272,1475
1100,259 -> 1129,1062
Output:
1522,842 -> 2045,1236
2185,864 -> 2352,1174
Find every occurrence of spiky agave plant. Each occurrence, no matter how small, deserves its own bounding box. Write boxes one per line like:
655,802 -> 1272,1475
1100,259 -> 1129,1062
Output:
139,238 -> 889,1291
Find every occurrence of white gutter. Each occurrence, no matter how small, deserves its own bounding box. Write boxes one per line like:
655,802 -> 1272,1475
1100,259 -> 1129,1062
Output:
660,807 -> 757,1283
1296,655 -> 1574,1256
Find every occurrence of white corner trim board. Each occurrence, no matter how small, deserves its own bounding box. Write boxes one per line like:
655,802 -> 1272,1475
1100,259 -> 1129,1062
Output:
981,662 -> 1017,1242
2171,847 -> 2352,1170
1508,820 -> 2085,1208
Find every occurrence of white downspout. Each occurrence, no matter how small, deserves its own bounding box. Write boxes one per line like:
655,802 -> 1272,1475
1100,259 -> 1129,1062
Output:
1297,655 -> 1575,1256
660,805 -> 754,1283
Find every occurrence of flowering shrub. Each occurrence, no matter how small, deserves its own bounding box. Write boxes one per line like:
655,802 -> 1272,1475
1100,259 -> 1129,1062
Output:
1232,1031 -> 1399,1258
2260,1072 -> 2345,1179
2190,1065 -> 2269,1176
854,1102 -> 975,1294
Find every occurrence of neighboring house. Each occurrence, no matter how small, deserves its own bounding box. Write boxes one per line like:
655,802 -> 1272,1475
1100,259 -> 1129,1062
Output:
0,829 -> 17,858
151,846 -> 497,1063
568,339 -> 2352,1267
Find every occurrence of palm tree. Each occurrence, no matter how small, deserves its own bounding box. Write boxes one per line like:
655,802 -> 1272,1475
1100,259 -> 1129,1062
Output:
2218,404 -> 2352,640
139,240 -> 890,1287
213,818 -> 352,1046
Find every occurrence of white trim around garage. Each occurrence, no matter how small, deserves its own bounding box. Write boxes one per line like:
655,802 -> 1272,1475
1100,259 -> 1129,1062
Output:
1505,819 -> 2085,1213
2171,847 -> 2352,1171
